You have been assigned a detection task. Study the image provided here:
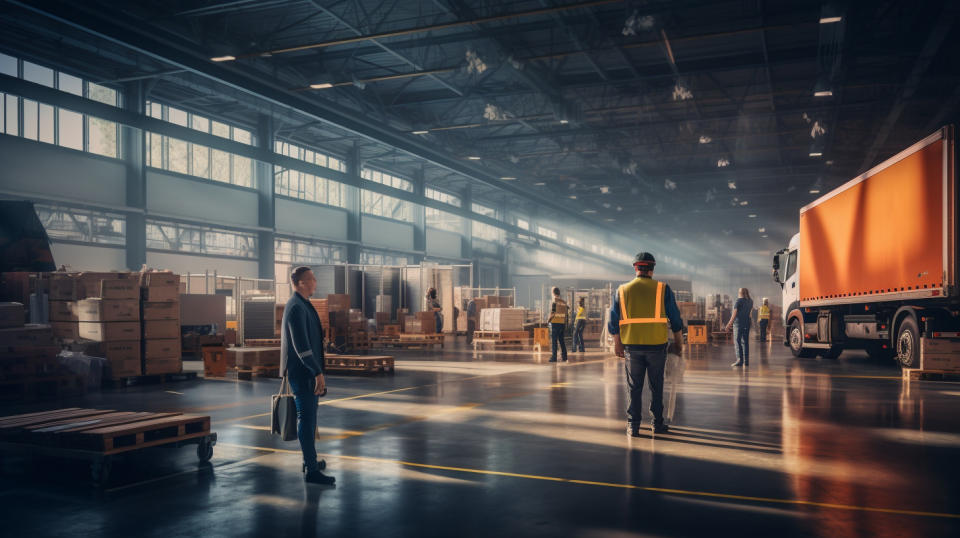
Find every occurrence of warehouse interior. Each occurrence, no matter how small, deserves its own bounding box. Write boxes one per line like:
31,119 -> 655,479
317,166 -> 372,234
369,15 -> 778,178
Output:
1,0 -> 959,535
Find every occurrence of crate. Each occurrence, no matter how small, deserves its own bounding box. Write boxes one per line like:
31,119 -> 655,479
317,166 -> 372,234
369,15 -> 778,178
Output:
202,346 -> 227,377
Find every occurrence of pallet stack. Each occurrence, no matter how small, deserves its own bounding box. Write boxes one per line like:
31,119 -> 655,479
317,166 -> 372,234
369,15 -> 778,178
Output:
140,272 -> 182,375
49,272 -> 142,379
0,302 -> 84,402
226,346 -> 280,379
479,308 -> 525,332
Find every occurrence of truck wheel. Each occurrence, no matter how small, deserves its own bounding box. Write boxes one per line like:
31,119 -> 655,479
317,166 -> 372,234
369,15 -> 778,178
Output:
895,317 -> 920,368
820,346 -> 842,359
789,320 -> 816,358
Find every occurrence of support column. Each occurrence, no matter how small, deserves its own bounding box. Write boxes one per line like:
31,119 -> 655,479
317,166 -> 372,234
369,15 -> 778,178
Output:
256,114 -> 275,279
411,164 -> 426,265
122,81 -> 146,270
461,182 -> 473,263
345,142 -> 362,264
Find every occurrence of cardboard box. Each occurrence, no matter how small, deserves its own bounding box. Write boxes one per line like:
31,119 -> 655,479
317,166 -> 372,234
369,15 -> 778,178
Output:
920,338 -> 960,372
143,301 -> 180,321
144,338 -> 180,359
74,298 -> 140,322
81,340 -> 141,362
78,321 -> 141,342
143,358 -> 181,375
48,272 -> 140,301
49,301 -> 77,322
143,320 -> 180,340
51,321 -> 80,341
106,358 -> 142,378
0,324 -> 55,346
327,294 -> 350,312
226,347 -> 280,368
141,286 -> 179,302
140,272 -> 179,288
0,302 -> 25,328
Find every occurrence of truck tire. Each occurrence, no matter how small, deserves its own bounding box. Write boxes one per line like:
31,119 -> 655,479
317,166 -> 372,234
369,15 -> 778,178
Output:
789,319 -> 816,358
895,316 -> 920,368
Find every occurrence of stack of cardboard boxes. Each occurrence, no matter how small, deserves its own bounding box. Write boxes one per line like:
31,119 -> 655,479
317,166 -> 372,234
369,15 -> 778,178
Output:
140,272 -> 181,375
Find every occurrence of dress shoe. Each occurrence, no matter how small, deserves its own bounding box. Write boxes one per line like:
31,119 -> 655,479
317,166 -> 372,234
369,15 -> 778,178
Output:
302,459 -> 326,472
304,470 -> 336,485
627,424 -> 640,437
548,358 -> 557,362
731,360 -> 743,367
653,423 -> 670,434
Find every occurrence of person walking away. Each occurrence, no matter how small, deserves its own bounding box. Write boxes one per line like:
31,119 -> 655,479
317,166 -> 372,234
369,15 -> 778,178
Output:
465,296 -> 477,345
573,297 -> 587,352
609,252 -> 684,436
548,287 -> 569,362
281,266 -> 335,485
427,288 -> 442,333
724,288 -> 754,367
758,298 -> 770,342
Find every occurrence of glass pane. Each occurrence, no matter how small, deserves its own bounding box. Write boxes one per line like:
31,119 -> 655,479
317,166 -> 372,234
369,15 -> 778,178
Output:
210,149 -> 230,183
87,117 -> 118,157
232,128 -> 251,144
22,61 -> 54,87
148,133 -> 163,168
0,53 -> 15,77
211,121 -> 229,138
191,115 -> 209,132
192,144 -> 209,178
148,102 -> 163,119
167,137 -> 188,174
168,107 -> 188,126
87,83 -> 117,106
22,99 -> 38,140
38,103 -> 54,144
57,109 -> 83,150
232,155 -> 252,187
58,73 -> 83,96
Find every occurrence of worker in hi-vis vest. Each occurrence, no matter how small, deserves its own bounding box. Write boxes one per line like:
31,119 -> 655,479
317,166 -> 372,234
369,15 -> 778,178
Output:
548,286 -> 569,362
758,298 -> 771,342
608,252 -> 684,436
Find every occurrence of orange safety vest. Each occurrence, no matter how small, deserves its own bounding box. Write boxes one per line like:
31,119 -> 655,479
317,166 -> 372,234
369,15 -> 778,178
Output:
617,277 -> 669,345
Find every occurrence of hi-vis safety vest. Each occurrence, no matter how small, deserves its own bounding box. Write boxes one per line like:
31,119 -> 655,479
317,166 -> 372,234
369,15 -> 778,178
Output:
759,305 -> 771,320
617,277 -> 669,345
549,300 -> 569,324
575,306 -> 586,321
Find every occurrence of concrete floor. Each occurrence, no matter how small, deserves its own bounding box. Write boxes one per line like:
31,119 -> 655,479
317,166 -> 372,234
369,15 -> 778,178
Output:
2,337 -> 960,537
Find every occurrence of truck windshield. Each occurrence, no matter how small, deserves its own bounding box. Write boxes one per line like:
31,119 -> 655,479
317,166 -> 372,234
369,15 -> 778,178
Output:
785,250 -> 798,280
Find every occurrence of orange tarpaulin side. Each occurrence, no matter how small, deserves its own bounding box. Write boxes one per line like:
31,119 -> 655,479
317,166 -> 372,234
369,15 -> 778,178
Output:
799,139 -> 945,302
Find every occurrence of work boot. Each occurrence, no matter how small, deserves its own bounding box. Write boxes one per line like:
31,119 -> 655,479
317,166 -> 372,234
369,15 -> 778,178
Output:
627,424 -> 640,437
731,360 -> 743,367
302,460 -> 326,472
653,423 -> 670,434
304,470 -> 336,485
548,357 -> 557,362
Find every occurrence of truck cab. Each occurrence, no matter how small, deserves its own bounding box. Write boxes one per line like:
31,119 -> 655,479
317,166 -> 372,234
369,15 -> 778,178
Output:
773,234 -> 802,351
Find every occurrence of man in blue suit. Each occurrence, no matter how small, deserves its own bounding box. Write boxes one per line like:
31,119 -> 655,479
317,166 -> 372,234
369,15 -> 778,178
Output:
281,266 -> 335,485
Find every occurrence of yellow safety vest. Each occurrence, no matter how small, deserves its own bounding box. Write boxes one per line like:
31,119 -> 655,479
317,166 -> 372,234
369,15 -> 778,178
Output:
618,277 -> 669,345
575,306 -> 586,321
759,305 -> 770,320
549,300 -> 569,324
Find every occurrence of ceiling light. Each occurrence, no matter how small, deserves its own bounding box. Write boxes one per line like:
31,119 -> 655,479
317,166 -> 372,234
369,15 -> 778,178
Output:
534,182 -> 546,186
605,218 -> 615,222
814,90 -> 833,97
310,83 -> 333,89
748,214 -> 757,218
761,234 -> 769,238
500,176 -> 516,181
411,130 -> 429,135
560,120 -> 569,125
583,209 -> 596,214
819,16 -> 842,24
809,152 -> 823,157
758,227 -> 766,233
809,189 -> 821,194
569,195 -> 577,199
466,156 -> 481,160
740,201 -> 749,206
210,55 -> 236,62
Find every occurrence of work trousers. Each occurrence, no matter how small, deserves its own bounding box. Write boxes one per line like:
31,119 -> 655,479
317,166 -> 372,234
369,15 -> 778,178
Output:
758,319 -> 769,342
735,323 -> 750,364
550,323 -> 567,361
289,375 -> 319,472
435,312 -> 443,334
572,319 -> 586,352
624,345 -> 668,425
466,319 -> 476,344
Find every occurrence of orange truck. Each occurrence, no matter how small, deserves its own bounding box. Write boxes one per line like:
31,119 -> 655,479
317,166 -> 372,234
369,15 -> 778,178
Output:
773,126 -> 956,367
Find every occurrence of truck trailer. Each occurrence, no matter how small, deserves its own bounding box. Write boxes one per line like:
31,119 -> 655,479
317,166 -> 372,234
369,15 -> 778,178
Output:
773,125 -> 957,367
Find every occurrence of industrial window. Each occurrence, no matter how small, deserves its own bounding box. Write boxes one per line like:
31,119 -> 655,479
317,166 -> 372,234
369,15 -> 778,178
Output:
144,101 -> 255,188
785,250 -> 798,280
274,167 -> 346,208
274,140 -> 346,173
0,54 -> 121,158
35,204 -> 125,245
472,220 -> 503,242
471,202 -> 497,218
275,238 -> 345,264
564,236 -> 583,248
426,207 -> 462,233
516,217 -> 529,230
425,187 -> 461,207
361,167 -> 414,192
146,219 -> 257,258
359,250 -> 409,266
361,190 -> 414,222
537,225 -> 558,240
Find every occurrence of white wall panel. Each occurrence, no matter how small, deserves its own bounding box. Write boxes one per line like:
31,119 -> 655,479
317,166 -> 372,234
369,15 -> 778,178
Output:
0,137 -> 126,206
146,171 -> 258,228
275,198 -> 347,240
146,251 -> 259,278
51,242 -> 127,271
362,215 -> 413,251
426,228 -> 462,258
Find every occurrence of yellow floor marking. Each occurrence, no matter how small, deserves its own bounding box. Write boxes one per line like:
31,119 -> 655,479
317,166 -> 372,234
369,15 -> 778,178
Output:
218,442 -> 960,519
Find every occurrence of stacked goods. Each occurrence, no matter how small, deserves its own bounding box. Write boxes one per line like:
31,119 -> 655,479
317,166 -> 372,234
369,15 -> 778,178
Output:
226,347 -> 280,378
0,302 -> 26,328
381,324 -> 401,336
479,308 -> 525,332
0,310 -> 84,401
375,312 -> 390,327
327,294 -> 350,312
309,298 -> 329,331
920,338 -> 960,372
677,302 -> 700,322
417,311 -> 436,334
403,314 -> 421,334
348,309 -> 365,331
140,272 -> 181,375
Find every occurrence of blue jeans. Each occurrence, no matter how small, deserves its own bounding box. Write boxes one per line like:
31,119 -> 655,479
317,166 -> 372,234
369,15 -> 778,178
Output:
625,345 -> 667,425
572,319 -> 586,352
550,323 -> 567,360
289,375 -> 319,472
735,323 -> 750,364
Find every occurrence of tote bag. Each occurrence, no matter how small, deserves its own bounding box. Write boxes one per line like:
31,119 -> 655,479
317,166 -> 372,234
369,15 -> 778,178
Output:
271,376 -> 298,441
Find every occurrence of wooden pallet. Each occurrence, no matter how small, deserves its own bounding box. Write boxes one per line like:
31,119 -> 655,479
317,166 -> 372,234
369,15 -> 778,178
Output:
902,368 -> 960,381
325,354 -> 395,375
243,338 -> 282,347
0,375 -> 86,402
473,330 -> 529,342
472,338 -> 533,351
370,334 -> 444,349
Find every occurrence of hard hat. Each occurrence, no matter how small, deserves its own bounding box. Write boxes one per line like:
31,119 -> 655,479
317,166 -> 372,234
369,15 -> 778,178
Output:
633,251 -> 656,267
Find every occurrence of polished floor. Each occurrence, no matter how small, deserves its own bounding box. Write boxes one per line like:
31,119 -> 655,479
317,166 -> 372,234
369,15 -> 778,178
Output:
2,337 -> 959,537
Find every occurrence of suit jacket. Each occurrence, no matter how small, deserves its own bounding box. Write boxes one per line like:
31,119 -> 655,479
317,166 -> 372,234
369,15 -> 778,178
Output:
280,292 -> 325,379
